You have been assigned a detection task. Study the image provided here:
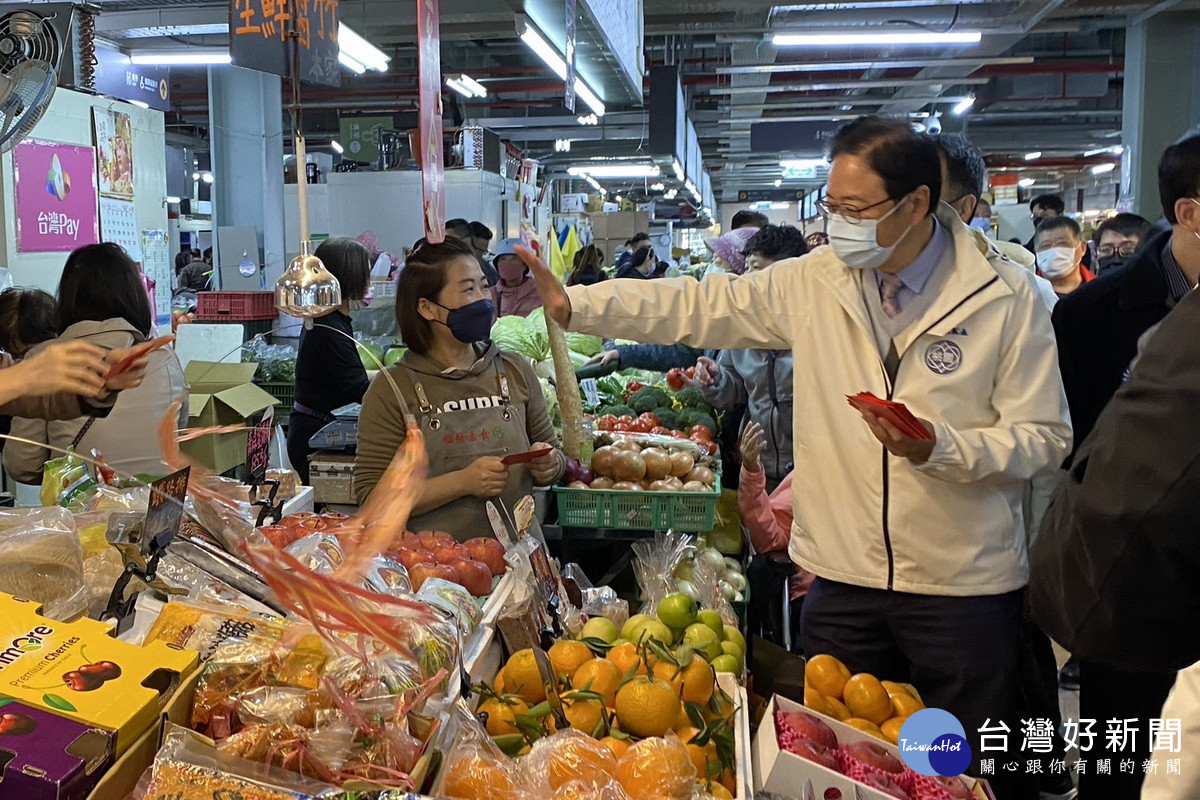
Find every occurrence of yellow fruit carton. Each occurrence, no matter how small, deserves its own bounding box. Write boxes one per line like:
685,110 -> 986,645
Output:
753,693 -> 996,800
0,594 -> 198,755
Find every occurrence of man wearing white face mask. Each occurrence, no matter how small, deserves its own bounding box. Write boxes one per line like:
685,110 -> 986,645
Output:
1033,216 -> 1096,297
516,116 -> 1071,800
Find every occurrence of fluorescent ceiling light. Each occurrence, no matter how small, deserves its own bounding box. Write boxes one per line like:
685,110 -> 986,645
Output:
164,195 -> 182,204
584,175 -> 603,193
331,140 -> 344,154
1018,178 -> 1036,187
664,188 -> 678,199
568,164 -> 660,178
1024,151 -> 1042,161
780,159 -> 826,169
121,23 -> 231,39
1083,145 -> 1124,157
770,203 -> 791,210
338,23 -> 389,73
774,179 -> 782,187
130,51 -> 231,66
518,17 -> 605,116
952,95 -> 975,116
457,74 -> 487,97
771,30 -> 982,46
716,56 -> 1033,75
554,139 -> 572,152
445,77 -> 473,98
1090,163 -> 1116,175
201,172 -> 214,183
577,114 -> 598,126
192,171 -> 200,180
672,160 -> 685,181
338,51 -> 367,74
650,183 -> 665,191
128,99 -> 150,109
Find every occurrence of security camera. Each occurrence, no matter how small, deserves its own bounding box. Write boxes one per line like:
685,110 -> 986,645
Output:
924,114 -> 942,135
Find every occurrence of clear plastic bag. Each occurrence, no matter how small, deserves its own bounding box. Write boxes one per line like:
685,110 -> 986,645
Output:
0,507 -> 87,620
515,729 -> 622,798
632,530 -> 692,615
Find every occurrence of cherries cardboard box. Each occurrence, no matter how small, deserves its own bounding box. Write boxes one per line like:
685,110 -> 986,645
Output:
0,594 -> 198,756
753,693 -> 997,800
0,701 -> 115,800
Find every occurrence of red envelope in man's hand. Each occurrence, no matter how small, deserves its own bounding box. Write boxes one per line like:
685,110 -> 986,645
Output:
847,392 -> 934,441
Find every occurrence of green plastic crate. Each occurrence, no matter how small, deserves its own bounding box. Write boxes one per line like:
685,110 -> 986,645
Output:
553,475 -> 721,532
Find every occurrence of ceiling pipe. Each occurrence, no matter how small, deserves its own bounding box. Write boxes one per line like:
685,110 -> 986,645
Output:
985,156 -> 1119,168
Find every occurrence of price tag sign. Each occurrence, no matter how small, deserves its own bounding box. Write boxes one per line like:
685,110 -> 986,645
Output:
581,378 -> 600,408
245,406 -> 274,486
144,467 -> 190,553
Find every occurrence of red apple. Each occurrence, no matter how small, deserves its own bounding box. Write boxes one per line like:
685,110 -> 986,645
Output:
862,773 -> 909,799
446,557 -> 494,597
431,544 -> 469,564
408,562 -> 456,591
417,530 -> 455,550
392,548 -> 435,572
788,737 -> 840,773
845,740 -> 904,775
781,711 -> 839,750
464,537 -> 507,576
930,776 -> 972,799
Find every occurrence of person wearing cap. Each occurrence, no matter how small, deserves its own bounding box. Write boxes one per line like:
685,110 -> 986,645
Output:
704,227 -> 757,275
491,238 -> 543,319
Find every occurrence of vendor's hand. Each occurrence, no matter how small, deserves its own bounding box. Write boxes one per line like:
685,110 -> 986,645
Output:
171,310 -> 194,332
514,244 -> 571,328
859,410 -> 936,464
528,442 -> 562,485
13,341 -> 107,398
103,345 -> 151,392
693,356 -> 719,387
739,421 -> 766,472
586,350 -> 620,368
463,456 -> 509,498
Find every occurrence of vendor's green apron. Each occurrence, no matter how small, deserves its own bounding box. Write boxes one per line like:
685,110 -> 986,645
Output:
398,362 -> 539,542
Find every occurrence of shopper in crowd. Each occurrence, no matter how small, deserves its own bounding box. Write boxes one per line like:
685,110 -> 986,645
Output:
286,237 -> 373,484
0,288 -> 57,361
446,218 -> 498,287
491,238 -> 543,319
1033,216 -> 1095,296
731,209 -> 769,229
804,231 -> 829,249
5,244 -> 185,482
353,239 -> 563,537
702,227 -> 756,275
1044,129 -> 1200,800
1093,212 -> 1153,274
566,244 -> 608,287
468,221 -> 493,259
616,232 -> 651,272
520,115 -> 1070,800
175,247 -> 199,278
971,197 -> 992,232
615,245 -> 656,280
1025,193 -> 1065,252
177,249 -> 211,291
694,224 -> 806,490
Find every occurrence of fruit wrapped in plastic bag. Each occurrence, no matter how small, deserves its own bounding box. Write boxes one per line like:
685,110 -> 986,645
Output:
631,531 -> 693,615
515,729 -> 623,799
0,506 -> 88,621
612,734 -> 697,800
437,705 -> 524,800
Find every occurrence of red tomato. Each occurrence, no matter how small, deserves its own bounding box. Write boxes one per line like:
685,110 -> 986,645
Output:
638,412 -> 660,428
689,424 -> 713,440
685,366 -> 696,379
627,381 -> 645,396
596,414 -> 617,431
672,430 -> 689,439
690,437 -> 718,456
618,415 -> 634,424
629,419 -> 652,433
650,426 -> 672,436
666,368 -> 686,391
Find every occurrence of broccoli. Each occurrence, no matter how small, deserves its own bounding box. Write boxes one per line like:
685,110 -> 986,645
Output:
675,386 -> 709,410
680,410 -> 718,436
629,386 -> 671,414
654,407 -> 681,432
598,404 -> 636,419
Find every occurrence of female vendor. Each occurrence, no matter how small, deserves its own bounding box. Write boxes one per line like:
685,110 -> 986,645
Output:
353,239 -> 564,539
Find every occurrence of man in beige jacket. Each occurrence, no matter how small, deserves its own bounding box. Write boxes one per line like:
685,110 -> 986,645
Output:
521,116 -> 1070,799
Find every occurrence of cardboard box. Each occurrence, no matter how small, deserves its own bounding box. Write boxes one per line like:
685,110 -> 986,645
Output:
752,693 -> 995,800
606,211 -> 650,241
588,212 -> 610,239
308,451 -> 356,504
180,361 -> 278,474
0,702 -> 115,800
0,594 -> 198,755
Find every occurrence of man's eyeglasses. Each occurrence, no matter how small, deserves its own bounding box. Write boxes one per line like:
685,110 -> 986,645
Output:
1097,242 -> 1138,258
816,196 -> 896,224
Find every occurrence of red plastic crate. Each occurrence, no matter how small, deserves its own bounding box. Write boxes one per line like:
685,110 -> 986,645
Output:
195,291 -> 277,320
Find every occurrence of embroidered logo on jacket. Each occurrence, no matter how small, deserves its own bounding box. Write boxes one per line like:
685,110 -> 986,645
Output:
437,395 -> 507,413
925,340 -> 963,375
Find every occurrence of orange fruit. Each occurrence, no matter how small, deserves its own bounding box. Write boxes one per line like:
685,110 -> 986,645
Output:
844,718 -> 886,740
881,717 -> 905,745
600,736 -> 632,760
674,703 -> 694,732
614,736 -> 696,800
442,752 -> 514,800
505,648 -> 547,705
550,641 -> 594,683
825,697 -> 852,722
493,666 -> 507,695
573,657 -> 623,707
891,692 -> 924,720
843,674 -> 892,726
804,688 -> 851,721
607,642 -> 648,678
614,678 -> 682,738
552,781 -> 603,800
548,734 -> 617,790
677,726 -> 719,777
677,655 -> 716,705
562,692 -> 606,735
881,680 -> 913,698
717,769 -> 736,793
477,696 -> 529,737
805,654 -> 851,699
709,783 -> 734,800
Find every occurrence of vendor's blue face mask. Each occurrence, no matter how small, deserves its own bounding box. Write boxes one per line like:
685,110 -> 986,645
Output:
433,298 -> 494,343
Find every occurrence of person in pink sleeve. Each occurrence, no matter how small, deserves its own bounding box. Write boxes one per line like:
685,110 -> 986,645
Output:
738,420 -> 813,650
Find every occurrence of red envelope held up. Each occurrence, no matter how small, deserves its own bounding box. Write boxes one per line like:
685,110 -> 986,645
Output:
501,447 -> 554,466
847,392 -> 934,441
103,335 -> 176,382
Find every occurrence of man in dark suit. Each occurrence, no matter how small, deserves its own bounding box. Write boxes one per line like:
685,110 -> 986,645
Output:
1049,128 -> 1200,800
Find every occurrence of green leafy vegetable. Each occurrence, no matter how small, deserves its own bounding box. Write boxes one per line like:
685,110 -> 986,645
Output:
490,316 -> 550,362
564,332 -> 604,357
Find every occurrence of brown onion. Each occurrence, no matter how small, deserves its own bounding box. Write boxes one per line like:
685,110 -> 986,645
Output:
589,476 -> 615,490
669,450 -> 695,478
682,480 -> 710,492
612,450 -> 647,482
590,446 -> 617,477
641,447 -> 672,481
611,481 -> 642,491
686,466 -> 716,485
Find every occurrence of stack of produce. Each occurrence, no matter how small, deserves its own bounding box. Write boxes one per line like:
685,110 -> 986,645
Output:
671,542 -> 747,605
803,654 -> 927,745
565,434 -> 719,493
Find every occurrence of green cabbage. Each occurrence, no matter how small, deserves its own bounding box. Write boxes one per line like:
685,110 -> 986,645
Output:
490,315 -> 549,362
565,332 -> 604,357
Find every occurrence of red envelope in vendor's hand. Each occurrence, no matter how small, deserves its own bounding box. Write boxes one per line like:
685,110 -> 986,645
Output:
847,392 -> 934,441
501,447 -> 554,466
103,335 -> 176,382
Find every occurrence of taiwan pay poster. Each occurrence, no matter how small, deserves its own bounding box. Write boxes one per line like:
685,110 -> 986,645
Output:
13,140 -> 99,253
